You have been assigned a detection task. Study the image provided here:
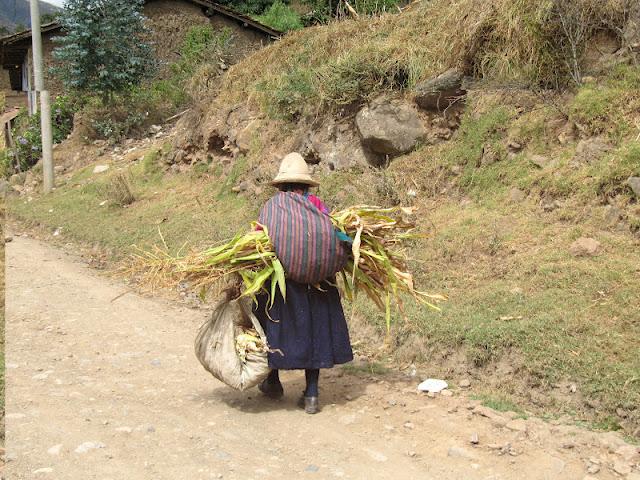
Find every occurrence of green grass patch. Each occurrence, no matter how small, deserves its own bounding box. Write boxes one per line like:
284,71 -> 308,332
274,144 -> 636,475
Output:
342,361 -> 390,376
256,1 -> 303,32
472,394 -> 527,418
9,164 -> 255,256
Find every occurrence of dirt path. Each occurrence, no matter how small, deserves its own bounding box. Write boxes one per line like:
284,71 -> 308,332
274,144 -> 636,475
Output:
4,236 -> 639,480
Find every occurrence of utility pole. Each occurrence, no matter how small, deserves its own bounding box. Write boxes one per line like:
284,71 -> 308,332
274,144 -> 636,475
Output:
29,0 -> 54,193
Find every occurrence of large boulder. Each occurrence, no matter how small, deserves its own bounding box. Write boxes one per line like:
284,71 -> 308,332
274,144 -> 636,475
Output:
355,98 -> 426,158
298,121 -> 374,169
414,69 -> 466,111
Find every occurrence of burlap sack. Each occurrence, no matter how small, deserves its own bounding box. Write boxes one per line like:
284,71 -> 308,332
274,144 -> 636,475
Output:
194,296 -> 269,391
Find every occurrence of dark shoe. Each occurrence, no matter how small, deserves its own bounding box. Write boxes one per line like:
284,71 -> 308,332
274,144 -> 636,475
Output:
297,394 -> 319,414
258,379 -> 284,399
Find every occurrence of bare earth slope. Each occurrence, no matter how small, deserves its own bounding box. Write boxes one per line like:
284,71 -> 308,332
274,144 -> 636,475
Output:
4,236 -> 638,479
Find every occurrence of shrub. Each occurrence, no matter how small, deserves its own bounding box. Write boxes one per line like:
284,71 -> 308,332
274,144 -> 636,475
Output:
215,0 -> 275,15
8,96 -> 76,173
102,172 -> 136,206
52,0 -> 156,102
257,1 -> 303,32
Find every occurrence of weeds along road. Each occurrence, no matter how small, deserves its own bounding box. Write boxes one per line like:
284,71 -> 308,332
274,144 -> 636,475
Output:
4,235 -> 635,480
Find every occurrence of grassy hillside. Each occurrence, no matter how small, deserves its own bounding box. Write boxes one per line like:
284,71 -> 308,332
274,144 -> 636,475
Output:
7,0 -> 640,438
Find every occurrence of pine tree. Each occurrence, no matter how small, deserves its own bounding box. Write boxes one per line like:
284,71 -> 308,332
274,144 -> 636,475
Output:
52,0 -> 156,103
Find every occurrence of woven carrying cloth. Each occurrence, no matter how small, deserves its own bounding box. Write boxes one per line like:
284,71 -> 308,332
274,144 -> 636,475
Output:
259,192 -> 348,284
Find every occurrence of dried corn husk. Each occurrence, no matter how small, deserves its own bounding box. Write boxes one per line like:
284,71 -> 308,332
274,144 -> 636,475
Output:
126,206 -> 444,331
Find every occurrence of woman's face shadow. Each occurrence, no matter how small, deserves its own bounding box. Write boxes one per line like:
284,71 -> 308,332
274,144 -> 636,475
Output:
195,368 -> 370,414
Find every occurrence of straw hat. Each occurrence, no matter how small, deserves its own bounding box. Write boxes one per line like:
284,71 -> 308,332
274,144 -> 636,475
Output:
271,152 -> 319,187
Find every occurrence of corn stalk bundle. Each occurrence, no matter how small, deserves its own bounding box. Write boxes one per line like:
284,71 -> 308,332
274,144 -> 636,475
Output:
127,206 -> 444,330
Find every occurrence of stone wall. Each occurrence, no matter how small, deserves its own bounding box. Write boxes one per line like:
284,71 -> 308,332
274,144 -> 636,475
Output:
144,0 -> 211,76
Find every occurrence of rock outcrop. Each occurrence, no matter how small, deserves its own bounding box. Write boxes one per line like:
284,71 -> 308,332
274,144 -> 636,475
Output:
355,98 -> 426,159
296,120 -> 374,170
414,69 -> 466,111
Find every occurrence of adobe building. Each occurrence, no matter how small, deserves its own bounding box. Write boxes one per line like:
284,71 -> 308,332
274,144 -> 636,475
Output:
0,0 -> 280,111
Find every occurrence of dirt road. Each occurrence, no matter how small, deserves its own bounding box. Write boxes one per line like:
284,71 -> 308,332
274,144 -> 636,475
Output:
4,236 -> 639,479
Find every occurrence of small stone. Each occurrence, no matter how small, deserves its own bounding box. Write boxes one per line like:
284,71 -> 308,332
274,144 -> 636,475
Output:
508,188 -> 526,202
115,427 -> 133,434
470,433 -> 479,445
74,441 -> 106,454
4,236 -> 13,243
4,452 -> 18,462
440,389 -> 453,397
569,237 -> 601,257
574,137 -> 612,164
150,359 -> 161,367
147,425 -> 156,433
530,154 -> 551,168
403,422 -> 415,430
586,464 -> 600,474
305,465 -> 320,472
508,140 -> 523,152
473,406 -> 508,427
339,414 -> 356,425
448,446 -> 476,459
541,197 -> 561,212
615,444 -> 640,461
506,419 -> 528,433
33,468 -> 53,475
612,461 -> 631,476
92,165 -> 109,174
407,451 -> 417,457
561,440 -> 576,449
459,379 -> 471,388
628,176 -> 640,197
6,413 -> 26,419
47,444 -> 63,456
569,384 -> 577,393
487,443 -> 503,450
427,392 -> 436,398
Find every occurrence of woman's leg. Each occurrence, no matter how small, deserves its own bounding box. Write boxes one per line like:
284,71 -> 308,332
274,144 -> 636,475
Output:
259,369 -> 283,399
267,369 -> 281,385
304,368 -> 320,397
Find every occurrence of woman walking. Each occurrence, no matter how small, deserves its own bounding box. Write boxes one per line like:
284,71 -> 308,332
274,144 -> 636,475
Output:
253,153 -> 353,414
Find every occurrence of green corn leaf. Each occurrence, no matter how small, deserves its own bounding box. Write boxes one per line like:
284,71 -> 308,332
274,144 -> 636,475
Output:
273,258 -> 286,300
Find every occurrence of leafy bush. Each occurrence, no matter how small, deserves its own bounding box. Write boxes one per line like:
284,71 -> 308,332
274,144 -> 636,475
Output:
302,0 -> 401,23
52,0 -> 156,102
0,150 -> 12,179
215,0 -> 276,15
257,1 -> 303,31
7,96 -> 76,174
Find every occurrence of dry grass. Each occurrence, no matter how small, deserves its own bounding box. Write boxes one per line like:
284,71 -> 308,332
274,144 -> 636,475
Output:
103,173 -> 136,207
213,0 -> 630,119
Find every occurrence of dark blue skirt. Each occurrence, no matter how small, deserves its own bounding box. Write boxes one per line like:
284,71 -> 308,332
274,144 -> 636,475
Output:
253,280 -> 353,370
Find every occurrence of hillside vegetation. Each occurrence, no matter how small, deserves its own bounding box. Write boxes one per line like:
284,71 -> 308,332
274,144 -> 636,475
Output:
8,0 -> 640,439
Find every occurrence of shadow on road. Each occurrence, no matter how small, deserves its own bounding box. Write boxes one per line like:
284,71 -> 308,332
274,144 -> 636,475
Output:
196,370 -> 370,414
